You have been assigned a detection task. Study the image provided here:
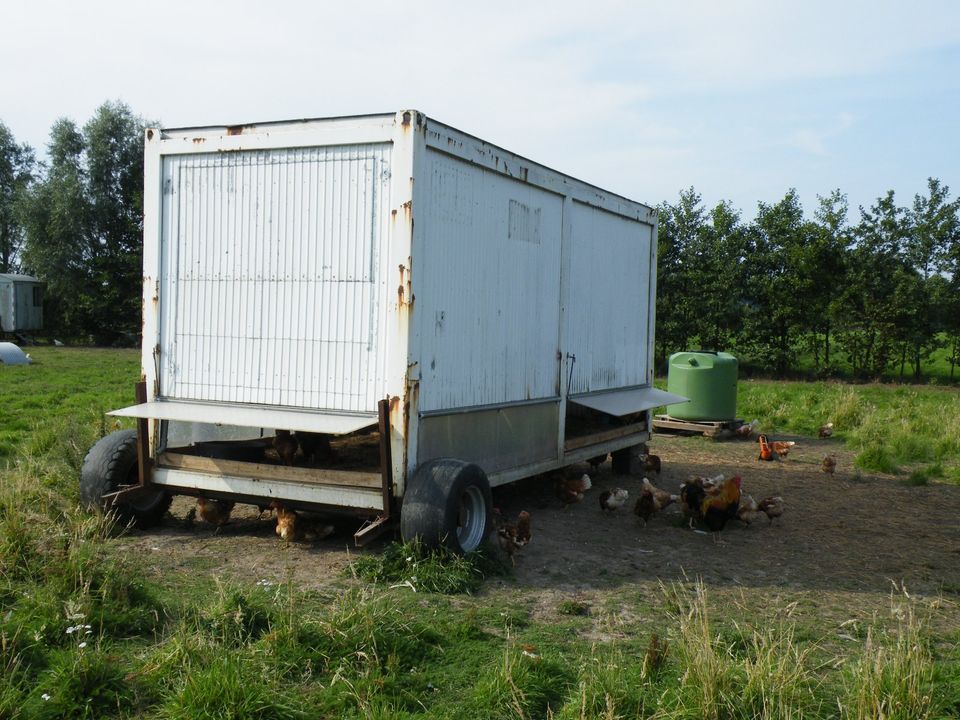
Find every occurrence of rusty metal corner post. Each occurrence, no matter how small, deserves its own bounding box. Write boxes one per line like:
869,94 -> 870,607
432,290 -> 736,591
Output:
103,381 -> 155,508
353,397 -> 396,547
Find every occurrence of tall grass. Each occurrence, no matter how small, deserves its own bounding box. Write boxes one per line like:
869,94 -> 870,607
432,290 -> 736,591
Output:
737,380 -> 960,480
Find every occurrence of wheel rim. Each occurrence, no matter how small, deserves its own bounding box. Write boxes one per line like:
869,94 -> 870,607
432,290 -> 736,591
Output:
456,485 -> 487,552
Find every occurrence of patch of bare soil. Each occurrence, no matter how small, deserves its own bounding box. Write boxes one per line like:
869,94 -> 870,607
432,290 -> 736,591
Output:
123,433 -> 960,600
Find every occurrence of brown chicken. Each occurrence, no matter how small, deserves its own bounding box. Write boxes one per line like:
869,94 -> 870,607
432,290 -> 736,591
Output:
587,454 -> 608,472
758,496 -> 785,523
496,510 -> 531,564
196,497 -> 234,529
634,488 -> 657,525
273,430 -> 298,466
818,422 -> 834,438
737,494 -> 763,525
735,419 -> 759,439
821,455 -> 837,474
771,440 -> 795,457
644,454 -> 662,474
642,478 -> 677,510
555,473 -> 592,506
271,502 -> 334,542
599,488 -> 629,512
295,431 -> 335,465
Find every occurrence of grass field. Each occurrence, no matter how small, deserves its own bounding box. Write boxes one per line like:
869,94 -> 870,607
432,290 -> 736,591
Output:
1,348 -> 959,719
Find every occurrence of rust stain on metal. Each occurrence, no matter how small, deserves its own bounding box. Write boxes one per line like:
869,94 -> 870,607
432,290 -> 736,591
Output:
146,129 -> 154,140
226,125 -> 244,136
401,111 -> 412,128
192,137 -> 205,144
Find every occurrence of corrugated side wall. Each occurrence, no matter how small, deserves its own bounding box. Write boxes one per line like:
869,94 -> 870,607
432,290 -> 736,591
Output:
158,143 -> 392,412
417,150 -> 563,412
564,201 -> 652,394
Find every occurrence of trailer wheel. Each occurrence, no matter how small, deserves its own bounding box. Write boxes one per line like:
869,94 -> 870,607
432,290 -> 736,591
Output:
400,458 -> 492,554
80,430 -> 171,528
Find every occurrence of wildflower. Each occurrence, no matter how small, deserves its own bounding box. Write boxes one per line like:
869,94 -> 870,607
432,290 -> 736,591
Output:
41,694 -> 51,701
78,642 -> 87,649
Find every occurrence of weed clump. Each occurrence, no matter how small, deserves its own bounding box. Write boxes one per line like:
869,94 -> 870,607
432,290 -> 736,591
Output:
351,539 -> 504,594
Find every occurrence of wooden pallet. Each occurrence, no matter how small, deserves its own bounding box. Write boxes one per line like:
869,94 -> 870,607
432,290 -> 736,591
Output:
652,414 -> 743,438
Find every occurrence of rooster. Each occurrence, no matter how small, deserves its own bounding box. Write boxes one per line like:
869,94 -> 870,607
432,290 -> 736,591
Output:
273,430 -> 299,466
818,422 -> 834,438
599,488 -> 629,513
496,510 -> 531,564
821,455 -> 837,475
758,496 -> 784,523
641,478 -> 677,511
771,440 -> 796,458
196,497 -> 234,530
735,419 -> 760,439
555,473 -> 592,506
757,435 -> 778,462
682,475 -> 741,531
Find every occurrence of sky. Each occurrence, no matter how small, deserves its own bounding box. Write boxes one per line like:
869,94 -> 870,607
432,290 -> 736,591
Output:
3,0 -> 959,221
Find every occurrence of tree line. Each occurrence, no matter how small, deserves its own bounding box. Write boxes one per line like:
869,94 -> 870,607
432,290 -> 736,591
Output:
1,103 -> 958,380
656,184 -> 960,381
0,102 -> 147,344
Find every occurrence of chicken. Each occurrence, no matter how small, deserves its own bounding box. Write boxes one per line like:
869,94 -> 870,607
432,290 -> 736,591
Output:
273,430 -> 298,466
757,435 -> 778,462
633,488 -> 657,525
644,454 -> 662,474
599,487 -> 629,512
587,454 -> 608,472
295,431 -> 334,465
818,422 -> 834,438
757,496 -> 784,523
736,419 -> 760,439
555,473 -> 592,506
641,478 -> 677,511
683,475 -> 742,531
196,497 -> 234,529
272,502 -> 298,542
737,494 -> 763,525
270,502 -> 335,542
771,440 -> 796,458
821,455 -> 837,475
496,510 -> 531,564
679,480 -> 705,527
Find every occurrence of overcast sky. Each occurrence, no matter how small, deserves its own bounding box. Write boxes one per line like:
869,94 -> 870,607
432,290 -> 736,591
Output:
4,0 -> 959,220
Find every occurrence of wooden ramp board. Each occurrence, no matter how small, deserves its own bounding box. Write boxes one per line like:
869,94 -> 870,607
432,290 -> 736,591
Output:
652,415 -> 743,438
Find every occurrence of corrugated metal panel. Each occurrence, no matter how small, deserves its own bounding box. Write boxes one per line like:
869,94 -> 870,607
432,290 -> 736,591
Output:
158,143 -> 392,412
564,201 -> 653,394
570,387 -> 688,416
416,150 -> 563,412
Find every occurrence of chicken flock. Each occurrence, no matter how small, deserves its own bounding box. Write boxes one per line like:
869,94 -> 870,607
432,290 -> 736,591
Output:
496,419 -> 837,565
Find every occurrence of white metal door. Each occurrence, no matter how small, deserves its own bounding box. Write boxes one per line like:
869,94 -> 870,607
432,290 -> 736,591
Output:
158,143 -> 392,412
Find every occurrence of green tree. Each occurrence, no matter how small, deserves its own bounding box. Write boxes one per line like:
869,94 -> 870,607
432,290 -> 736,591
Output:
807,190 -> 852,372
20,102 -> 149,341
0,122 -> 35,272
740,190 -> 813,376
839,191 -> 912,377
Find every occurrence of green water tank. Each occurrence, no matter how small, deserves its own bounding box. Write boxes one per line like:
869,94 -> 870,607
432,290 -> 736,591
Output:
666,351 -> 738,421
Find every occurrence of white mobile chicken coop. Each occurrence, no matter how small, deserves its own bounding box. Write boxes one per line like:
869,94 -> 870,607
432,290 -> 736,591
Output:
82,110 -> 683,551
0,274 -> 43,333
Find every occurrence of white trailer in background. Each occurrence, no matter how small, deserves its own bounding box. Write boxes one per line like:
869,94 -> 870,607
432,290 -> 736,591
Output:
82,110 -> 683,551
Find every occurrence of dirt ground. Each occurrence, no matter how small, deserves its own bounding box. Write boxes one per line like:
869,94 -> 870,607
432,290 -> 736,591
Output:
122,432 -> 960,600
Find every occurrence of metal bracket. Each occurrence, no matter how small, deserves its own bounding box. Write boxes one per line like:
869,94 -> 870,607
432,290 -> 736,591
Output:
353,398 -> 397,547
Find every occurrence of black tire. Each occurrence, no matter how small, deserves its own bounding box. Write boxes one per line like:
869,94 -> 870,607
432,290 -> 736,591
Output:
80,430 -> 171,528
400,458 -> 492,554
